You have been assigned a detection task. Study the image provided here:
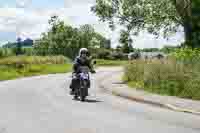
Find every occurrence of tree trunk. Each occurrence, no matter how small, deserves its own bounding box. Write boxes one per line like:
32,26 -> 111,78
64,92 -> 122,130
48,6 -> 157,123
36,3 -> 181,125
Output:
183,20 -> 193,47
183,21 -> 200,48
181,0 -> 200,48
190,0 -> 200,48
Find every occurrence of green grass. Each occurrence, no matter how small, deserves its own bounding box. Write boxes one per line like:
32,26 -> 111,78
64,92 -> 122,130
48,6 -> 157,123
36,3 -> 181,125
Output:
0,55 -> 72,80
123,58 -> 200,100
0,65 -> 21,80
0,55 -> 71,65
96,59 -> 127,66
127,81 -> 144,90
0,64 -> 72,81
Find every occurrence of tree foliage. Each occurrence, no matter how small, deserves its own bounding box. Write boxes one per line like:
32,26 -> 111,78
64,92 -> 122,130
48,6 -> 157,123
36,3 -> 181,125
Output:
119,29 -> 133,53
91,0 -> 200,48
92,0 -> 179,36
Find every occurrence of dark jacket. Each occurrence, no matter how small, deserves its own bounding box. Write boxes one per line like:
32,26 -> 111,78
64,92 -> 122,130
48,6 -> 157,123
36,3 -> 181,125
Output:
73,56 -> 93,73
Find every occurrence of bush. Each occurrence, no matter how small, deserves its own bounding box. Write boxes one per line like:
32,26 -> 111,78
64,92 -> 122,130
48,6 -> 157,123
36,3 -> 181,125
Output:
124,58 -> 200,100
23,48 -> 34,56
111,51 -> 124,60
91,48 -> 128,60
171,48 -> 200,63
128,52 -> 141,60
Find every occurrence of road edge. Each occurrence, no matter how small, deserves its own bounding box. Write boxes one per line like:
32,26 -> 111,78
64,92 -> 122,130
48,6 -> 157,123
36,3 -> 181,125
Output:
99,70 -> 200,116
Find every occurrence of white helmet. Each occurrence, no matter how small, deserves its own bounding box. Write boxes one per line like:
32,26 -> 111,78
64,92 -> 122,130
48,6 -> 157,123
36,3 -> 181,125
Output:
79,48 -> 89,56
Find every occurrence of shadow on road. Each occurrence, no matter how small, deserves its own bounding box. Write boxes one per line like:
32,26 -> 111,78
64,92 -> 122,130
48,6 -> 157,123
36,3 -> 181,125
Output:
72,98 -> 102,103
85,99 -> 102,103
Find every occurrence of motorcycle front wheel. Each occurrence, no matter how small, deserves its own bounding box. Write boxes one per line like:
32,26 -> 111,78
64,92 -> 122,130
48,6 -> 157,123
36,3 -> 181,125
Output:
81,95 -> 86,101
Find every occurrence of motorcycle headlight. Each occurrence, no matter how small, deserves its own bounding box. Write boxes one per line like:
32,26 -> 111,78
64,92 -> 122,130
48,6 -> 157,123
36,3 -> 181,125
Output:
80,73 -> 89,79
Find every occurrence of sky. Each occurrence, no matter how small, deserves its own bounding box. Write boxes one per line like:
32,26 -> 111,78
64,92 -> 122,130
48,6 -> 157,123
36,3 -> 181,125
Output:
0,0 -> 185,48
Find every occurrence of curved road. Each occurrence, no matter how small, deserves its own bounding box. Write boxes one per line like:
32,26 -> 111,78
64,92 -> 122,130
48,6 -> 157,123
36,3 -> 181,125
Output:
0,67 -> 199,133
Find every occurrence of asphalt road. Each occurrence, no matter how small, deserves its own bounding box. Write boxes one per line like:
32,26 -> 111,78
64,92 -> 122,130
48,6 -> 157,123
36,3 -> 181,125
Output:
0,67 -> 199,133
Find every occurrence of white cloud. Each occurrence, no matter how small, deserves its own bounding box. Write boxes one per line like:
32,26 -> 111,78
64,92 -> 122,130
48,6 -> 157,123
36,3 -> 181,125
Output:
0,1 -> 114,43
0,8 -> 16,32
131,31 -> 185,49
16,0 -> 32,8
0,8 -> 16,17
64,0 -> 94,7
15,8 -> 72,40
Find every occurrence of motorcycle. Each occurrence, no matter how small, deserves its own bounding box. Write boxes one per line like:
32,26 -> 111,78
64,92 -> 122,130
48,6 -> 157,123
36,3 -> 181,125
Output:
71,60 -> 96,101
73,66 -> 90,101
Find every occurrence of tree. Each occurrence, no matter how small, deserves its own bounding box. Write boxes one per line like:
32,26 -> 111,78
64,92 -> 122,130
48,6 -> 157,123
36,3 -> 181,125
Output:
161,45 -> 179,53
121,43 -> 129,53
22,38 -> 33,47
91,0 -> 200,48
34,15 -> 80,58
173,0 -> 200,48
119,30 -> 133,53
105,39 -> 111,49
116,45 -> 122,52
79,24 -> 111,49
16,37 -> 22,55
34,16 -> 107,59
129,43 -> 134,52
93,33 -> 110,49
79,24 -> 96,48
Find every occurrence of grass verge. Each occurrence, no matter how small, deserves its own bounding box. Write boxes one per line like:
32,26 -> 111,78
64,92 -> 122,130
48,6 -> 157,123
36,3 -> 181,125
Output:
0,55 -> 72,81
123,58 -> 200,100
0,64 -> 72,81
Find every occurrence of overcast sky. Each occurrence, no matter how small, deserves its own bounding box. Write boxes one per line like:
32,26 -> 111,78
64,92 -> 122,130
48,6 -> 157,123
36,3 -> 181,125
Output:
0,0 -> 184,48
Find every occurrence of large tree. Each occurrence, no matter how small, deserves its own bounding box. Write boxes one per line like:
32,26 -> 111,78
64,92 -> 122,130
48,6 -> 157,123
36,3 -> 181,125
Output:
173,0 -> 200,48
91,0 -> 200,48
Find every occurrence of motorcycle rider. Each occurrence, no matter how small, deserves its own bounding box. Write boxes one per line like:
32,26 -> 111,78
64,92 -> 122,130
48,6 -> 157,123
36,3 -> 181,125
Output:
69,48 -> 96,95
